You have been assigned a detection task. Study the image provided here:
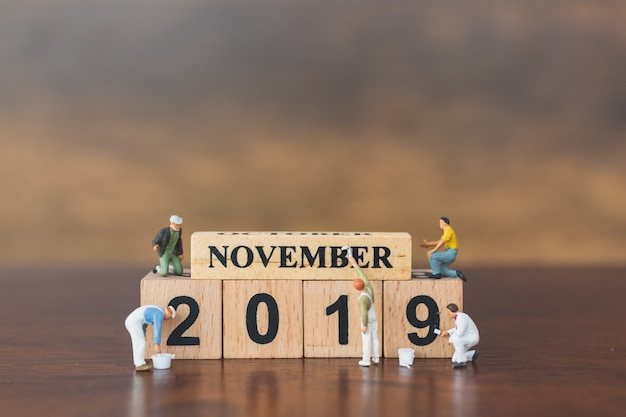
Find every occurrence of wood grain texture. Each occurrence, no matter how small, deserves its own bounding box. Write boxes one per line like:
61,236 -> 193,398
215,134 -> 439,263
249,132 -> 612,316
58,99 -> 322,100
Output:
383,278 -> 463,358
140,271 -> 222,359
190,231 -> 412,280
223,280 -> 303,358
2,266 -> 626,417
303,280 -> 384,358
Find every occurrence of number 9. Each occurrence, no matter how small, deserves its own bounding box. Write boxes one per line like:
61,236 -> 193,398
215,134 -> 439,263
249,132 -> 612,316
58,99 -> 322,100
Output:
405,295 -> 440,346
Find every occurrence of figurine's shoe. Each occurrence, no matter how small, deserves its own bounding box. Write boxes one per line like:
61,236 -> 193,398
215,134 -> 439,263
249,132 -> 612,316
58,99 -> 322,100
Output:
135,363 -> 152,372
428,273 -> 442,279
457,270 -> 467,282
471,351 -> 479,362
372,357 -> 380,364
452,361 -> 467,369
152,265 -> 159,274
358,360 -> 371,367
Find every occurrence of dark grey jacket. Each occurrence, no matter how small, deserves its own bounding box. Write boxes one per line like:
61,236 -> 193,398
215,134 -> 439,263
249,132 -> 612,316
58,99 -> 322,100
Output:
152,227 -> 183,257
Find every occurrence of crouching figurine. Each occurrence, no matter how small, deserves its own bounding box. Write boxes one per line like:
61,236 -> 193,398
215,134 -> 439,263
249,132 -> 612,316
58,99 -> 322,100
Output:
124,305 -> 176,371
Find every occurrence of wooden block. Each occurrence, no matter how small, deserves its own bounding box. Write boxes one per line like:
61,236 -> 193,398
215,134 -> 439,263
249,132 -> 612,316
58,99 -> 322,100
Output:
223,280 -> 303,358
140,271 -> 222,359
383,277 -> 463,358
191,231 -> 412,281
303,280 -> 383,357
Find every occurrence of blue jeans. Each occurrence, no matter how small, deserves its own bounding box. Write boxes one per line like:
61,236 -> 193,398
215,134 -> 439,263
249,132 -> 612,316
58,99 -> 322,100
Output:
428,249 -> 458,277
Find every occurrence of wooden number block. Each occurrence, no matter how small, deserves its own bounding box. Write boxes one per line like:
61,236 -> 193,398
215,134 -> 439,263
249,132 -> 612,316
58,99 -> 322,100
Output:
303,280 -> 383,357
223,280 -> 303,358
383,278 -> 463,358
141,271 -> 222,359
191,231 -> 412,281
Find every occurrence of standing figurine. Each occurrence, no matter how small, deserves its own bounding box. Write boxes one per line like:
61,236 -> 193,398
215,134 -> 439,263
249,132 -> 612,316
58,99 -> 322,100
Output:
440,303 -> 479,368
124,305 -> 176,371
345,246 -> 381,367
152,215 -> 184,277
419,216 -> 467,281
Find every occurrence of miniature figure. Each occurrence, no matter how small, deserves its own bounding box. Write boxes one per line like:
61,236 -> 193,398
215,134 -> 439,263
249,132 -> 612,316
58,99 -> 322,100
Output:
152,215 -> 184,277
124,304 -> 176,371
440,303 -> 479,368
344,246 -> 381,367
419,216 -> 467,281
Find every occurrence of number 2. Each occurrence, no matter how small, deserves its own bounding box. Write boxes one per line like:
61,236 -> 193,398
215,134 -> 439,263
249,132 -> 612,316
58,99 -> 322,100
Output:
167,296 -> 201,346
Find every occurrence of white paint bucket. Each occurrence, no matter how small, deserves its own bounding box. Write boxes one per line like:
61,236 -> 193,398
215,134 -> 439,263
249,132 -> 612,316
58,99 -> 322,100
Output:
398,348 -> 415,368
151,353 -> 175,369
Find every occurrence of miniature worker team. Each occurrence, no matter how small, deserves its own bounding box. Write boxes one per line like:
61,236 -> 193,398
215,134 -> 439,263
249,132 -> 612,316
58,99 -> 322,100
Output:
345,247 -> 381,367
125,304 -> 176,371
152,215 -> 184,277
440,303 -> 479,368
420,216 -> 467,281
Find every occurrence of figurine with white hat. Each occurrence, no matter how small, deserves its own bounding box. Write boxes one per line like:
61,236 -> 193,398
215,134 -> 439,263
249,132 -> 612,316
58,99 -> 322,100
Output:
152,215 -> 184,277
124,305 -> 177,371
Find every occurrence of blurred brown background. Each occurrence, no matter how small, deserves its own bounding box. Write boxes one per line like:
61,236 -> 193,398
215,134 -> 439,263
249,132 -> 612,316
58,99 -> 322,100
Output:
1,0 -> 625,268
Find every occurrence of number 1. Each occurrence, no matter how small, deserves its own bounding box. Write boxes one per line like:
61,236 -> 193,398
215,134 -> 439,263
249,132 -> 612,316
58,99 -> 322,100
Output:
326,295 -> 349,345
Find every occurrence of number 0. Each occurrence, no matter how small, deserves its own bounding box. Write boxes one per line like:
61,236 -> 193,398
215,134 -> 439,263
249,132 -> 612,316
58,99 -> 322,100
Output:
246,293 -> 280,345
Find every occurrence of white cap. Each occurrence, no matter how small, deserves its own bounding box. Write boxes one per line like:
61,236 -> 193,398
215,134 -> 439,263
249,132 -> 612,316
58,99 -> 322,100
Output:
169,215 -> 183,225
168,305 -> 176,318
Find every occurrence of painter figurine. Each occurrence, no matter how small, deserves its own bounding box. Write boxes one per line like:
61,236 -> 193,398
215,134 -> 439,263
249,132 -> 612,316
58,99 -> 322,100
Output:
440,303 -> 479,368
419,216 -> 466,281
344,246 -> 381,367
124,305 -> 176,371
152,215 -> 184,277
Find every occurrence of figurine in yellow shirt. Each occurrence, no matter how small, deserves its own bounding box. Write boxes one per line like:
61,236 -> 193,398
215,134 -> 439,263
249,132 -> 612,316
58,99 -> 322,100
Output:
420,216 -> 467,281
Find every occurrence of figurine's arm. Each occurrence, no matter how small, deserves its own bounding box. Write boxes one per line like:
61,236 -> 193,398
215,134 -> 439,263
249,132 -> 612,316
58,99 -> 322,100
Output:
144,307 -> 165,352
358,297 -> 370,333
349,257 -> 373,294
443,326 -> 455,337
426,239 -> 445,257
152,228 -> 166,253
428,228 -> 452,254
351,257 -> 373,333
420,239 -> 438,248
452,314 -> 468,338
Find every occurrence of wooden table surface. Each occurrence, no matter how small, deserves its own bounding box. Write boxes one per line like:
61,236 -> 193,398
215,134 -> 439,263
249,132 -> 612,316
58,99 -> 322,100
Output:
1,266 -> 625,417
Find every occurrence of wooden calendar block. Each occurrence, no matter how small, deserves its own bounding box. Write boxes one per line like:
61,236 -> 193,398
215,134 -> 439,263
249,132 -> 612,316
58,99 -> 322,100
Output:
141,271 -> 222,359
191,231 -> 412,281
303,280 -> 383,357
383,277 -> 463,358
223,280 -> 303,358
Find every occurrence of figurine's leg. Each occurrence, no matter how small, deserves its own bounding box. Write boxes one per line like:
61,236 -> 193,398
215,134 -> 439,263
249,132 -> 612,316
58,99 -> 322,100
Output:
359,327 -> 372,366
170,255 -> 183,276
439,262 -> 452,277
428,253 -> 442,275
125,316 -> 148,366
158,254 -> 170,277
437,250 -> 458,277
131,333 -> 147,366
371,320 -> 381,362
449,337 -> 468,364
